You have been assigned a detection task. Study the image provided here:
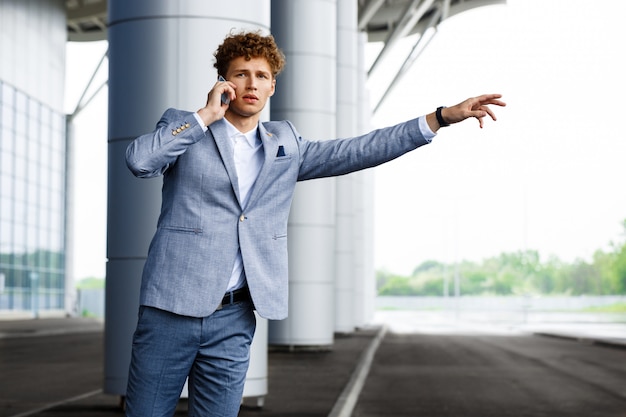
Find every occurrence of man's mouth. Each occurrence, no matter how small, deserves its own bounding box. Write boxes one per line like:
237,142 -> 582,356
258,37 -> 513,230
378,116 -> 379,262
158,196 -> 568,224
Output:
242,94 -> 258,103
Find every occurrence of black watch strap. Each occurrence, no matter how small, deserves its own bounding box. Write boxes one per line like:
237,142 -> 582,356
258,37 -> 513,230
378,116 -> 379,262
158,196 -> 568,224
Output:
436,106 -> 449,127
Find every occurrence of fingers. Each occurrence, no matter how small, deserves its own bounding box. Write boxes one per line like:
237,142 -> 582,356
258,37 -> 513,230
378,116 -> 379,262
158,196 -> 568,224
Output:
476,93 -> 504,103
470,94 -> 505,128
457,98 -> 501,129
217,78 -> 235,105
475,95 -> 506,109
472,108 -> 495,129
206,79 -> 233,108
482,106 -> 497,121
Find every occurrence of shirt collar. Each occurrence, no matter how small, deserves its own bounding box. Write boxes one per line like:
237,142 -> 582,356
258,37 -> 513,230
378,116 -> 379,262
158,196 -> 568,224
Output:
223,118 -> 260,148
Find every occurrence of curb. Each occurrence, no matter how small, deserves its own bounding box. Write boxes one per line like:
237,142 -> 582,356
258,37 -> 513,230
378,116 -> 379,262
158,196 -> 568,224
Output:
533,332 -> 626,350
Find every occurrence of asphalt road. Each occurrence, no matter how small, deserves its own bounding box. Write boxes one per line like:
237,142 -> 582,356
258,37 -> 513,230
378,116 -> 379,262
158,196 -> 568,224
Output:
0,325 -> 374,417
0,332 -> 109,417
1,319 -> 625,417
353,331 -> 626,417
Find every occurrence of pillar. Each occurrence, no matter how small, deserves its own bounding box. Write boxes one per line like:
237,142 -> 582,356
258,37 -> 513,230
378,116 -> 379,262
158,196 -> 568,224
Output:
334,0 -> 359,333
269,0 -> 338,347
105,0 -> 271,395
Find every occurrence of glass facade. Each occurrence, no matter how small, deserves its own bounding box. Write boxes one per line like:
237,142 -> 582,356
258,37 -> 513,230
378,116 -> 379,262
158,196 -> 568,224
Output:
0,80 -> 66,314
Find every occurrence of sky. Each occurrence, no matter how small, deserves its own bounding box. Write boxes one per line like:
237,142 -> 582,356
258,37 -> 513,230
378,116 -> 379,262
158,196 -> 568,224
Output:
65,0 -> 626,280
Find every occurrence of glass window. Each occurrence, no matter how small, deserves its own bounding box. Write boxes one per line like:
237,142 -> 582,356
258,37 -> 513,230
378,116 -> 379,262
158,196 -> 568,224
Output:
0,83 -> 66,314
26,226 -> 38,253
0,126 -> 13,152
27,180 -> 38,202
14,132 -> 26,158
0,197 -> 12,222
1,107 -> 13,132
1,151 -> 13,174
39,184 -> 50,209
15,90 -> 27,113
12,223 -> 26,255
0,220 -> 13,251
2,83 -> 14,108
15,109 -> 27,136
40,107 -> 50,130
15,157 -> 26,182
13,176 -> 26,203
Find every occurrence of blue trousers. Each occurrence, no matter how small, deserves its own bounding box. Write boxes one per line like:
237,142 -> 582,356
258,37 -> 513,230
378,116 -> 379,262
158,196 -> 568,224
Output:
125,301 -> 256,417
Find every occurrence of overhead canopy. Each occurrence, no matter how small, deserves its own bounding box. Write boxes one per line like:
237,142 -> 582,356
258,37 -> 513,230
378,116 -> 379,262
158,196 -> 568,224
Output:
65,0 -> 505,110
66,0 -> 505,43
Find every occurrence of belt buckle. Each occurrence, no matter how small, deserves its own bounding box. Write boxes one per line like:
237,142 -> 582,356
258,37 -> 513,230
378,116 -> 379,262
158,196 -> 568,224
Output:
216,302 -> 223,311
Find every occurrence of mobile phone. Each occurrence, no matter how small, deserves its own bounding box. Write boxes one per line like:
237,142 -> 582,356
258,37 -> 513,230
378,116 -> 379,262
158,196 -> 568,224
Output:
218,75 -> 230,105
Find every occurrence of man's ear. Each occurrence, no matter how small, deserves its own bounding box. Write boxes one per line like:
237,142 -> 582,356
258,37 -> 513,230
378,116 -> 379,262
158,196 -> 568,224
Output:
269,78 -> 276,97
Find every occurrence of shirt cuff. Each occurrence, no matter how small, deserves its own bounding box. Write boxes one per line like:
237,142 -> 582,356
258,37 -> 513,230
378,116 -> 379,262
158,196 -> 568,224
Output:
418,115 -> 436,142
193,112 -> 208,132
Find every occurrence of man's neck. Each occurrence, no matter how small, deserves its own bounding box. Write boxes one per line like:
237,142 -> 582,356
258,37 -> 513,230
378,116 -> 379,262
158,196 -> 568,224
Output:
224,112 -> 260,133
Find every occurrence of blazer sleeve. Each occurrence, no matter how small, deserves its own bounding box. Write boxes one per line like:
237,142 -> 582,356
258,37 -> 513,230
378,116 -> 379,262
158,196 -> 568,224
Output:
126,108 -> 207,178
296,117 -> 432,181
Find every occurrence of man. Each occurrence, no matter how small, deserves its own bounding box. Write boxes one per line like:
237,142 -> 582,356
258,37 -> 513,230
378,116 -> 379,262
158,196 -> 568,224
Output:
124,30 -> 505,416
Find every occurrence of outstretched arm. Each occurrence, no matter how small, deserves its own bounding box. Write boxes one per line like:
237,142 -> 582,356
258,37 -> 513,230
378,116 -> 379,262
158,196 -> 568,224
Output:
425,93 -> 506,132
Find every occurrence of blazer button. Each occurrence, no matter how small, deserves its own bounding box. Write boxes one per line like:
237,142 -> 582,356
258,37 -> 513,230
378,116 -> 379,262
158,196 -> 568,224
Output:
239,214 -> 245,222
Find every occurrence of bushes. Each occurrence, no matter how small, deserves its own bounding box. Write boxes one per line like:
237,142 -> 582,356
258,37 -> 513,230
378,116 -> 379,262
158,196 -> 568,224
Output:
377,246 -> 626,297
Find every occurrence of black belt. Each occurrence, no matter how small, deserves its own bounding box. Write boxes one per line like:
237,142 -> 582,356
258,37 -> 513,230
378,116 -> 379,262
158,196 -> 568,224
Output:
218,286 -> 251,309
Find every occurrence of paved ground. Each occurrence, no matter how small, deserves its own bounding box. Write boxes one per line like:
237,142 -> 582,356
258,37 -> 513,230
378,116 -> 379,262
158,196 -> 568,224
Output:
354,331 -> 626,417
0,318 -> 376,417
1,314 -> 625,417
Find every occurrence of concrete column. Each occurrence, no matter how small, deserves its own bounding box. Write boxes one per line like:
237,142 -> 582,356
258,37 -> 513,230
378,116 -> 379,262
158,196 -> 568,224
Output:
65,118 -> 77,316
269,0 -> 338,347
355,32 -> 376,327
353,167 -> 376,327
352,169 -> 366,326
105,0 -> 270,395
334,0 -> 359,334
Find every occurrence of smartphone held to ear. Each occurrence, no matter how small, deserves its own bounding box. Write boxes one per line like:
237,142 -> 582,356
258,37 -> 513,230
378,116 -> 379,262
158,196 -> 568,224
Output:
218,76 -> 230,105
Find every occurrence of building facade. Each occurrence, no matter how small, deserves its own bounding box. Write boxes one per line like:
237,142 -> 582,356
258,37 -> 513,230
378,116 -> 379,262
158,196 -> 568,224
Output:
0,0 -> 68,316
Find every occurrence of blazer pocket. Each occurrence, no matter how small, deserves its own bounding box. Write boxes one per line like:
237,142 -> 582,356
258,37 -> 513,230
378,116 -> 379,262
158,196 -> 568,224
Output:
274,155 -> 292,163
162,225 -> 203,235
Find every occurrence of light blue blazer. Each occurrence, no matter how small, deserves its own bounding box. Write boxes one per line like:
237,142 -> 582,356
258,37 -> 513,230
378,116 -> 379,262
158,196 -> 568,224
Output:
126,108 -> 431,320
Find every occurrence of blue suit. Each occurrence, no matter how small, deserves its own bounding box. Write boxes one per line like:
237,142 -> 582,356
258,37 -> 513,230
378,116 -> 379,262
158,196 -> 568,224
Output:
124,108 -> 432,416
126,108 -> 432,320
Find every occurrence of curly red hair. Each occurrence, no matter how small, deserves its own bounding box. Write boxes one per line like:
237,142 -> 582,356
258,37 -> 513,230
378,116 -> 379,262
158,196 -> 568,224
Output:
214,30 -> 286,78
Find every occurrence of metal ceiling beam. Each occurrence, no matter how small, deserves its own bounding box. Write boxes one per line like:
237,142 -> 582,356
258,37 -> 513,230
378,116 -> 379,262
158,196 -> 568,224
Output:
63,0 -> 506,113
373,7 -> 442,114
367,0 -> 436,77
358,0 -> 386,31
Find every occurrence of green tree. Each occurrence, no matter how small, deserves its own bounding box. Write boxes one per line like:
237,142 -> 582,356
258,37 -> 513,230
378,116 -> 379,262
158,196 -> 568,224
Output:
376,222 -> 626,296
378,275 -> 416,296
611,243 -> 626,293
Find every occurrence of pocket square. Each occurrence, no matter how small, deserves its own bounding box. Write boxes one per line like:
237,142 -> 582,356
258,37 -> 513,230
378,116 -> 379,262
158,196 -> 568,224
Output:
276,145 -> 286,157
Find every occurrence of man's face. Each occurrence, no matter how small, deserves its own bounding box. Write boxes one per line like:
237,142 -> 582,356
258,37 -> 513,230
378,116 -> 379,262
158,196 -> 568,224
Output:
224,56 -> 276,120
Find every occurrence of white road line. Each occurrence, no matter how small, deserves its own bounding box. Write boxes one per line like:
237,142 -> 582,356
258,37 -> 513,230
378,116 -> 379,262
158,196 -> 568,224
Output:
327,324 -> 388,417
8,389 -> 103,417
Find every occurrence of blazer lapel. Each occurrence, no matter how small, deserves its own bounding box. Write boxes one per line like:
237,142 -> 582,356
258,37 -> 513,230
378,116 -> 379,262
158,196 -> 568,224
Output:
207,119 -> 242,205
244,123 -> 278,209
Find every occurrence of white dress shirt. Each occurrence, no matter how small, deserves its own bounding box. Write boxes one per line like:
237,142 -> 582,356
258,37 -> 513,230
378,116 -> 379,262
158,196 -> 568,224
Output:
222,118 -> 264,291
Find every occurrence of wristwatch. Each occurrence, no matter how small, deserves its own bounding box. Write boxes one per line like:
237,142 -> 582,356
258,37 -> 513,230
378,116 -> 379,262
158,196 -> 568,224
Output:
436,106 -> 449,127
